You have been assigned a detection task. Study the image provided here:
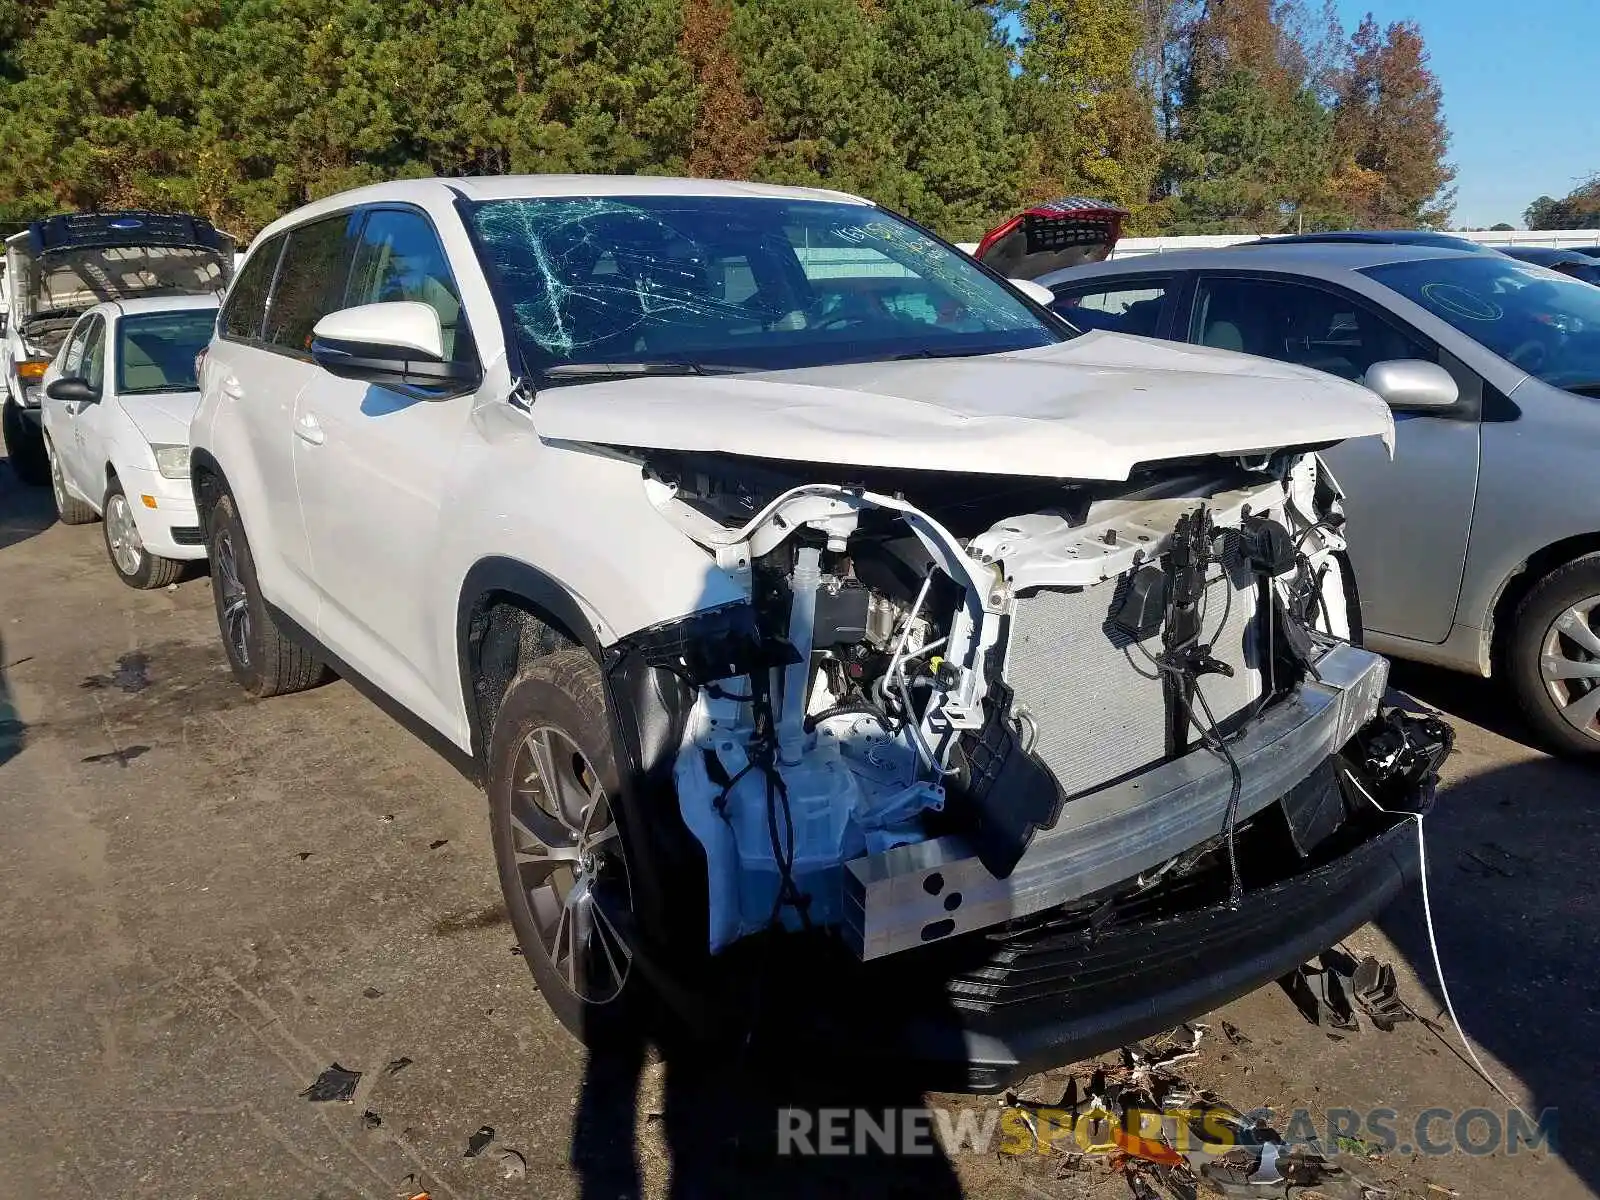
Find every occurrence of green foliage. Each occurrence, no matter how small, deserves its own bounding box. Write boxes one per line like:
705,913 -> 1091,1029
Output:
1526,178 -> 1600,230
0,0 -> 1456,242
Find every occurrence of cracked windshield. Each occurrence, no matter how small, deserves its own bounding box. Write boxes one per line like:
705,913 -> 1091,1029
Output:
465,196 -> 1063,376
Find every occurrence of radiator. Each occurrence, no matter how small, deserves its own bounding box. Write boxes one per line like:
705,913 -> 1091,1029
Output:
1003,541 -> 1261,799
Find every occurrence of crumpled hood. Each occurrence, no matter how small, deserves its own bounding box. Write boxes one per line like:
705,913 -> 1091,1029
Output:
121,390 -> 201,446
531,331 -> 1394,481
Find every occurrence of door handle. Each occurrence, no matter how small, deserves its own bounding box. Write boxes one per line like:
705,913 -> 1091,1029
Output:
220,376 -> 244,400
295,413 -> 325,445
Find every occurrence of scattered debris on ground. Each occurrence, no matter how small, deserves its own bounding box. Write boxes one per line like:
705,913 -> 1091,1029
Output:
1280,950 -> 1415,1036
299,1062 -> 362,1102
384,1056 -> 413,1077
493,1146 -> 527,1180
998,1023 -> 1393,1200
361,1109 -> 382,1130
464,1125 -> 496,1158
362,986 -> 384,999
428,838 -> 448,850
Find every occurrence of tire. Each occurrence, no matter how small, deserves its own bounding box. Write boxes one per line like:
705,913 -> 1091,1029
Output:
102,478 -> 184,589
45,436 -> 96,525
1506,553 -> 1600,756
488,648 -> 644,1044
205,490 -> 328,696
3,398 -> 49,486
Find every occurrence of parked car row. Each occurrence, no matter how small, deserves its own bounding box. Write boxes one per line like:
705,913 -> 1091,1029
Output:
5,182 -> 1461,1086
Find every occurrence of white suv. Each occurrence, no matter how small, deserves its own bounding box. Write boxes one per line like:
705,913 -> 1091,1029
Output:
191,176 -> 1448,1086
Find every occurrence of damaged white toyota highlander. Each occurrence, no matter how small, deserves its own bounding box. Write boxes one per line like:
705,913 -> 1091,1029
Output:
191,177 -> 1451,1088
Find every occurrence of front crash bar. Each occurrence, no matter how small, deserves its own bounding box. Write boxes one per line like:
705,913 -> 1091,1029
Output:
842,642 -> 1389,960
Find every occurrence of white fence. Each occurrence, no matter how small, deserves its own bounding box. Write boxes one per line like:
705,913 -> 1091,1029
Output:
1112,229 -> 1600,259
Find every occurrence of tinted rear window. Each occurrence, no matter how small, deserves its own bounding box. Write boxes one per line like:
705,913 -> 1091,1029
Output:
264,215 -> 357,354
220,235 -> 283,342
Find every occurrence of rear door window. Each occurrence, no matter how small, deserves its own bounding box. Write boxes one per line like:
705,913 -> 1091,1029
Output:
263,215 -> 359,356
1189,276 -> 1429,381
1049,278 -> 1175,337
344,209 -> 474,364
220,234 -> 285,343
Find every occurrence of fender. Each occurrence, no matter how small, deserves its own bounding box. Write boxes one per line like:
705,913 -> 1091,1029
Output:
456,558 -> 714,997
455,555 -> 606,774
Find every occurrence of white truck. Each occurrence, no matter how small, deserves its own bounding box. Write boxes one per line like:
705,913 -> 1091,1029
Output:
3,211 -> 234,484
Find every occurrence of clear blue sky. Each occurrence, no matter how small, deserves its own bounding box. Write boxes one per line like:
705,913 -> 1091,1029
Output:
1337,0 -> 1599,228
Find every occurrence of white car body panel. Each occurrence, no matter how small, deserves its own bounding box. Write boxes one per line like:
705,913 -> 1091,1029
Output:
533,333 -> 1393,480
40,295 -> 217,560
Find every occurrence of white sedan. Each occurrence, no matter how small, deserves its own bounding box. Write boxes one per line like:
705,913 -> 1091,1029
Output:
40,295 -> 218,588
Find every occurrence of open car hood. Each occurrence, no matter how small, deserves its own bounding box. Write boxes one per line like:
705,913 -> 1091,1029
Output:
531,332 -> 1395,481
6,212 -> 233,323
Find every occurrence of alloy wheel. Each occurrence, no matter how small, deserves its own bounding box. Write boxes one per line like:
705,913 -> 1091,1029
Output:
213,529 -> 252,668
105,492 -> 145,576
1538,596 -> 1600,742
508,726 -> 633,1004
48,445 -> 67,515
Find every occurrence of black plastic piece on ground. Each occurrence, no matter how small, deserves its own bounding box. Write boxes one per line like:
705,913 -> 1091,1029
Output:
300,1063 -> 361,1102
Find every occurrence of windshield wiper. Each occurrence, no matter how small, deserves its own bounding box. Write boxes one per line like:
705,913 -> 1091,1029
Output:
541,361 -> 751,381
889,346 -> 1003,361
1561,381 -> 1600,398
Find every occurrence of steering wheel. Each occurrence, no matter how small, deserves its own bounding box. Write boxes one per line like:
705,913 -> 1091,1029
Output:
1505,339 -> 1548,373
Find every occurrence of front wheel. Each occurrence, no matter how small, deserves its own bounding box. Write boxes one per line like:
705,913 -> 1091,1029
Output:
103,479 -> 184,589
488,649 -> 642,1043
3,399 -> 49,486
1507,553 -> 1600,755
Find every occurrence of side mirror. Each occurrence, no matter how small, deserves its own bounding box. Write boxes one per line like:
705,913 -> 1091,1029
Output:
46,376 -> 98,404
310,302 -> 477,391
1362,359 -> 1459,411
1009,278 -> 1057,307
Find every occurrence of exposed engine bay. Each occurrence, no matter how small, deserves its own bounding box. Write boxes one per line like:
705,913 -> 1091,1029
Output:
607,445 -> 1433,958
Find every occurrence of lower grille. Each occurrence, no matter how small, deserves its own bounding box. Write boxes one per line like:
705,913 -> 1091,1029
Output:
169,525 -> 203,546
1004,539 -> 1261,798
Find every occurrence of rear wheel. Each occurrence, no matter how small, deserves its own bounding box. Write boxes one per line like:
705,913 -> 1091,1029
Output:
205,490 -> 329,696
3,399 -> 48,486
46,437 -> 96,525
488,649 -> 642,1043
1507,554 -> 1600,756
103,479 -> 184,589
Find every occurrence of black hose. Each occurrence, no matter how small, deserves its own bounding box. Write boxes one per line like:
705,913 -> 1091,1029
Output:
802,703 -> 898,733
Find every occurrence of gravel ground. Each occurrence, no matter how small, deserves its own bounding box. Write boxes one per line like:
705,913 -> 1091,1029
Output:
1,451 -> 1595,1199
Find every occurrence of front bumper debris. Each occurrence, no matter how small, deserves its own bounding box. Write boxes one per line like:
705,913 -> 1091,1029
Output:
844,642 -> 1388,960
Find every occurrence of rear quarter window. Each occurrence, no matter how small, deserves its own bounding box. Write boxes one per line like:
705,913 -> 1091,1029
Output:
220,234 -> 285,343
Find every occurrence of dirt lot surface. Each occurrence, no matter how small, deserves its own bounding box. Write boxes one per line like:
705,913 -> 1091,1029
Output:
2,452 -> 1596,1199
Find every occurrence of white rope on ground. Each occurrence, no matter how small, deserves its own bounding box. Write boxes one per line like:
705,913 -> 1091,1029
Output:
1340,766 -> 1533,1122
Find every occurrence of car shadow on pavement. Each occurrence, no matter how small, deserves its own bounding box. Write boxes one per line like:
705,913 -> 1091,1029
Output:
1389,660 -> 1540,750
0,455 -> 55,552
1375,747 -> 1600,1191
